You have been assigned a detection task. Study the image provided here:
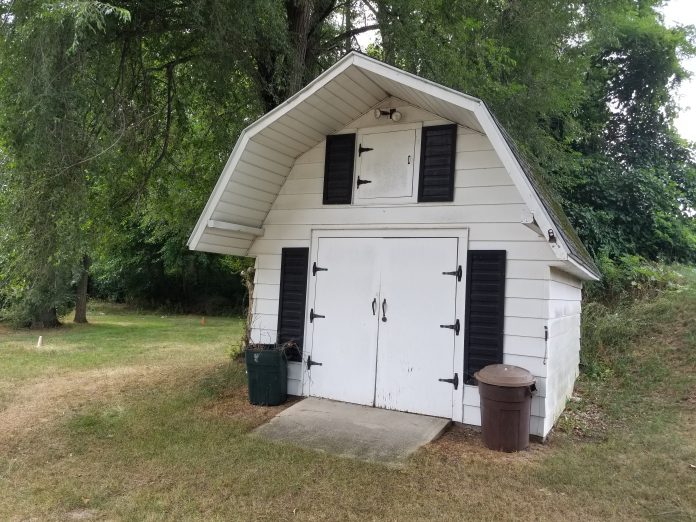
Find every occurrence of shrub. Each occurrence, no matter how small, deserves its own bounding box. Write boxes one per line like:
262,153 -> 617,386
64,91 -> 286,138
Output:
583,254 -> 681,304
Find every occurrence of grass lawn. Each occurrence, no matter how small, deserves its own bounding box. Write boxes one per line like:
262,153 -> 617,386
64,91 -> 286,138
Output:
0,295 -> 695,521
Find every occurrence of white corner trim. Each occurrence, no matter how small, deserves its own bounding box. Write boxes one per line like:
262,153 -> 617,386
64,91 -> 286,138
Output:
207,220 -> 264,237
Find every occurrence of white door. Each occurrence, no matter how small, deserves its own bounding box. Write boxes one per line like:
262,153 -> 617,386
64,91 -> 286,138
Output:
307,237 -> 381,405
374,238 -> 459,417
354,129 -> 416,201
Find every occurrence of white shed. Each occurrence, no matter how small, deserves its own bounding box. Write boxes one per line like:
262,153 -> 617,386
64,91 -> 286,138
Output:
188,52 -> 600,439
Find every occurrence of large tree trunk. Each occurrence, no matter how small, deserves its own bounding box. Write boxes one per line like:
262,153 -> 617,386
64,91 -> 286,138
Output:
344,0 -> 352,53
286,0 -> 314,96
74,255 -> 91,324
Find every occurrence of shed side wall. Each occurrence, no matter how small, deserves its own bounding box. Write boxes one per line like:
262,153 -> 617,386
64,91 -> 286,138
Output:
543,267 -> 583,436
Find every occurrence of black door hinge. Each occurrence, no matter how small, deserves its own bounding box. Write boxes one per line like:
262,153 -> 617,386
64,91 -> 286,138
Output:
309,308 -> 325,322
306,355 -> 323,370
356,176 -> 372,188
440,319 -> 460,335
438,373 -> 459,390
358,144 -> 373,156
312,262 -> 328,276
442,265 -> 462,281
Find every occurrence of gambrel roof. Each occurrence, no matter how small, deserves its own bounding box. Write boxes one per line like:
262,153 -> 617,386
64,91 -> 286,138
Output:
188,52 -> 600,280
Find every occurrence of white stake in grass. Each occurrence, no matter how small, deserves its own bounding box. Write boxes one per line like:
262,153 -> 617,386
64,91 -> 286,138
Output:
36,336 -> 43,348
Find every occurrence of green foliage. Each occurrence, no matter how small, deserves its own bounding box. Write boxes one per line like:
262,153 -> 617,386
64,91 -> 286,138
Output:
584,254 -> 682,303
0,0 -> 694,326
580,262 -> 687,379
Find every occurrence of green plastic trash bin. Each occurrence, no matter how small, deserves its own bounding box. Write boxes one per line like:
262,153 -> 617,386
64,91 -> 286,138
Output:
245,346 -> 287,406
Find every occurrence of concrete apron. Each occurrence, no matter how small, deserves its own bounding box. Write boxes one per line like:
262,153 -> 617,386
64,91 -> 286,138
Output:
252,397 -> 450,465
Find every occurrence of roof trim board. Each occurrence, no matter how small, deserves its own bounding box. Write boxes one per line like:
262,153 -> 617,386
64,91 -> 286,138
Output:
188,51 -> 600,280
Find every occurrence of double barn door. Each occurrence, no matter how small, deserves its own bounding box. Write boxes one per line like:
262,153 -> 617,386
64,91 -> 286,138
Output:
306,236 -> 460,418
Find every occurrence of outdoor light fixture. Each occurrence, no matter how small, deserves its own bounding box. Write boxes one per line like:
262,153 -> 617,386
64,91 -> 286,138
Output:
373,108 -> 402,122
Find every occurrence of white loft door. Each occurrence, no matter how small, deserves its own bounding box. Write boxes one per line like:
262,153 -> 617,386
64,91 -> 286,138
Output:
307,237 -> 380,406
374,238 -> 459,418
354,129 -> 416,201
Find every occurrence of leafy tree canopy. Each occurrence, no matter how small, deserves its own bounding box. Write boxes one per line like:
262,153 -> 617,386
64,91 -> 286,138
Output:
0,0 -> 693,326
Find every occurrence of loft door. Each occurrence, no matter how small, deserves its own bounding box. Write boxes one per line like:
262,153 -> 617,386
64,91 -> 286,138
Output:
354,129 -> 416,201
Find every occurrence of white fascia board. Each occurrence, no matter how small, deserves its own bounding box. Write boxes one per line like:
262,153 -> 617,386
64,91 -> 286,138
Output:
188,131 -> 251,250
188,54 -> 361,252
472,104 -> 569,263
568,256 -> 601,281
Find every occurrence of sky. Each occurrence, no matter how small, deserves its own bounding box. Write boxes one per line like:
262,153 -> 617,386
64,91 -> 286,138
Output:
356,1 -> 696,142
662,0 -> 696,142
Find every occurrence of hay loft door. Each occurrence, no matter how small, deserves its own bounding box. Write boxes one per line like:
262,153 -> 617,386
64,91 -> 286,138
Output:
354,127 -> 417,202
306,234 -> 460,418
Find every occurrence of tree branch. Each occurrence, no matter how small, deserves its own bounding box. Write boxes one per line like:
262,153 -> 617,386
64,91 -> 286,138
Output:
333,22 -> 379,42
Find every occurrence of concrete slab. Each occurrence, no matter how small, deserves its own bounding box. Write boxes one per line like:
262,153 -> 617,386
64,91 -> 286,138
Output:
252,397 -> 450,464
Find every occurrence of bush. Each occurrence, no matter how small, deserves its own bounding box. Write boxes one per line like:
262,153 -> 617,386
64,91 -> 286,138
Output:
583,254 -> 680,304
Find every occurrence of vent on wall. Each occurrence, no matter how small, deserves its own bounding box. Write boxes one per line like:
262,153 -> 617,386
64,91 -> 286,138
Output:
418,124 -> 457,202
277,248 -> 310,361
463,250 -> 507,384
323,133 -> 356,204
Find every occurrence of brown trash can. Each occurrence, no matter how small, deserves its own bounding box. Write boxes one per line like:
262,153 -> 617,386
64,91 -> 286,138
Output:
474,364 -> 536,452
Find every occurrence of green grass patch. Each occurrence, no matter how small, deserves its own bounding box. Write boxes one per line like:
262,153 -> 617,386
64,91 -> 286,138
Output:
0,290 -> 694,520
0,302 -> 243,383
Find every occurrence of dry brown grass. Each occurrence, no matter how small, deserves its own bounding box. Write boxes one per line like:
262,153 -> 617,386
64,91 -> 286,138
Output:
0,301 -> 694,521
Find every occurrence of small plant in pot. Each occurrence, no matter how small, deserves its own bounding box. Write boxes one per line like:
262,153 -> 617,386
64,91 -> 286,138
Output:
245,340 -> 298,406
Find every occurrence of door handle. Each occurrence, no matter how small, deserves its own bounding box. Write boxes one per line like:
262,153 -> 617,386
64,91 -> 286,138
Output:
408,155 -> 411,164
371,297 -> 377,316
381,299 -> 387,322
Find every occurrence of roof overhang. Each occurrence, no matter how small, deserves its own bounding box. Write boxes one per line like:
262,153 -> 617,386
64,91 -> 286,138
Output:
188,52 -> 600,281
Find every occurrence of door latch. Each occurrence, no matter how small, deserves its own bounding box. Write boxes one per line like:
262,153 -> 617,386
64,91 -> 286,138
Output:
309,308 -> 325,322
358,144 -> 373,156
312,262 -> 328,276
440,319 -> 460,335
442,265 -> 462,282
356,176 -> 372,188
306,355 -> 323,370
438,373 -> 459,390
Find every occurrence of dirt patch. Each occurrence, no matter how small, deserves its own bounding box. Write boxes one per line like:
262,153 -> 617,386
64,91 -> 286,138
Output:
201,387 -> 301,428
428,423 -> 548,462
555,395 -> 610,440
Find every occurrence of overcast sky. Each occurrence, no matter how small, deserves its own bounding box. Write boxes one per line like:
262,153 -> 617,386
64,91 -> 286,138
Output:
661,0 -> 696,142
356,1 -> 696,142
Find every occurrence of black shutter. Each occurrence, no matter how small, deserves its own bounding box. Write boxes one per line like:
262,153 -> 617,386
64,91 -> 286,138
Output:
418,124 -> 457,202
464,250 -> 506,384
323,133 -> 355,204
277,248 -> 309,360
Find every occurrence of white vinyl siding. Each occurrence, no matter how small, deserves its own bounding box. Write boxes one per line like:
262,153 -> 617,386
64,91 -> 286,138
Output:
543,268 -> 583,436
247,102 -> 570,435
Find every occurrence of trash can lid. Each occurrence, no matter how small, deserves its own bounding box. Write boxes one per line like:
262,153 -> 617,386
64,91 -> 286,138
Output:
474,364 -> 535,387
